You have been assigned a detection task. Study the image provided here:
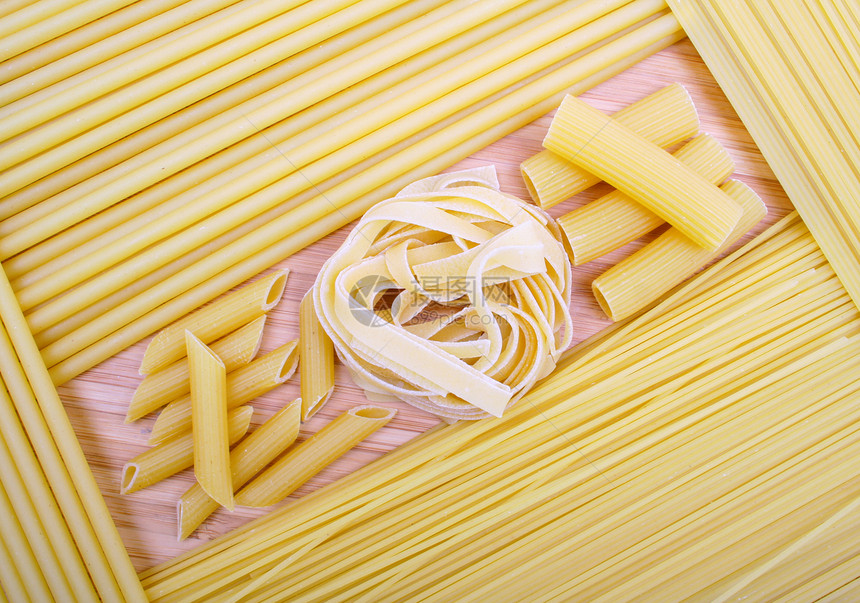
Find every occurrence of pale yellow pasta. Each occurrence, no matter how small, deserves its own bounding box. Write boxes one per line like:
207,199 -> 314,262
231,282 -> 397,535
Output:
186,331 -> 233,510
139,270 -> 287,375
178,398 -> 302,540
559,132 -> 735,265
312,168 -> 571,420
120,406 -> 251,495
0,479 -> 51,603
668,0 -> 860,314
234,405 -> 395,507
299,293 -> 335,421
520,82 -> 699,209
543,93 -> 742,250
148,339 -> 299,445
125,315 -> 265,422
592,179 -> 767,321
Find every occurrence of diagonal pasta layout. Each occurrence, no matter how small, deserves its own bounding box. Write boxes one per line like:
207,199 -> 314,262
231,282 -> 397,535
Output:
1,0 -> 859,601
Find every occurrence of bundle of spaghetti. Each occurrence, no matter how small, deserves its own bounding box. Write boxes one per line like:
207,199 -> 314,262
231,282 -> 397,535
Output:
9,0 -> 653,316
667,0 -> 860,312
230,262 -> 853,601
0,266 -> 146,601
0,0 -> 419,240
0,0 -> 545,249
139,215 -> 860,601
0,0 -> 647,275
39,8 -> 685,385
0,0 -> 448,240
0,0 -> 241,95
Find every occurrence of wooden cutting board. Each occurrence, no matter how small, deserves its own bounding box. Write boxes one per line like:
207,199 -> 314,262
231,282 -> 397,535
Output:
56,38 -> 794,572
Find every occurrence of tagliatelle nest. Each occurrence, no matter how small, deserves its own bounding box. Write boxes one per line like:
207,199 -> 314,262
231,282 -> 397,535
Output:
312,167 -> 572,420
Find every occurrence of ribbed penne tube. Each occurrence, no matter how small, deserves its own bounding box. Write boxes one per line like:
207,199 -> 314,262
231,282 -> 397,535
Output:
139,270 -> 286,375
125,315 -> 265,423
559,132 -> 735,265
543,93 -> 742,250
521,82 -> 698,209
592,179 -> 767,321
234,405 -> 395,508
120,405 -> 251,495
149,339 -> 299,445
178,398 -> 302,540
299,293 -> 334,421
186,331 -> 233,510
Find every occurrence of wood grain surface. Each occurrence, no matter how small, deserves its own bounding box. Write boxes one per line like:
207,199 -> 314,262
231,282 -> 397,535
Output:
56,38 -> 794,572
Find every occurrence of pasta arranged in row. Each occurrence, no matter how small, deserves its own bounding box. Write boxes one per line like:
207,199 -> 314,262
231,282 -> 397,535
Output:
118,264 -> 399,540
525,83 -> 765,321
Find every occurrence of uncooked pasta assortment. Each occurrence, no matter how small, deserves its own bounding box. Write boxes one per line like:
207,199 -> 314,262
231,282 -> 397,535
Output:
1,0 -> 858,601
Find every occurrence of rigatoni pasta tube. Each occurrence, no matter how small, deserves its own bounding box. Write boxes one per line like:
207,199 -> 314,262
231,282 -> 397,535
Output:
126,315 -> 265,423
300,293 -> 334,421
120,405 -> 252,495
186,331 -> 234,510
235,405 -> 395,507
149,339 -> 299,445
543,93 -> 742,250
139,270 -> 286,375
559,132 -> 735,265
592,179 -> 767,321
178,399 -> 302,540
521,82 -> 699,209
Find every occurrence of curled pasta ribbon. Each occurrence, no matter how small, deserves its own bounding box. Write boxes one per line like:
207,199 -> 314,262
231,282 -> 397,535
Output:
313,167 -> 572,420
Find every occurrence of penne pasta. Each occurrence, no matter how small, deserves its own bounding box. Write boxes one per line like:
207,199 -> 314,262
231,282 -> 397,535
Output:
148,339 -> 299,445
139,270 -> 286,375
177,398 -> 302,540
520,82 -> 699,209
299,293 -> 335,421
592,179 -> 767,321
125,315 -> 265,423
186,331 -> 234,511
121,406 -> 252,496
543,93 -> 742,250
234,405 -> 395,508
559,132 -> 735,265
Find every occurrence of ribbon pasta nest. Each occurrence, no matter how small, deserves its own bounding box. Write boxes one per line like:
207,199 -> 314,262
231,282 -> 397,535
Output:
312,167 -> 572,420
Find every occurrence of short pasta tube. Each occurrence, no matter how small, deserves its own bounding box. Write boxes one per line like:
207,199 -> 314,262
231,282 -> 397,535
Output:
299,293 -> 334,421
177,398 -> 302,540
125,315 -> 266,422
592,179 -> 766,321
139,270 -> 287,375
120,406 -> 252,495
558,133 -> 735,265
148,339 -> 299,445
234,405 -> 395,507
543,94 -> 741,250
186,331 -> 233,510
521,83 -> 699,209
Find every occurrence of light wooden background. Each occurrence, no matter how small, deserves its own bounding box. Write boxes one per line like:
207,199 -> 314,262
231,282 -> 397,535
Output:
56,38 -> 794,573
